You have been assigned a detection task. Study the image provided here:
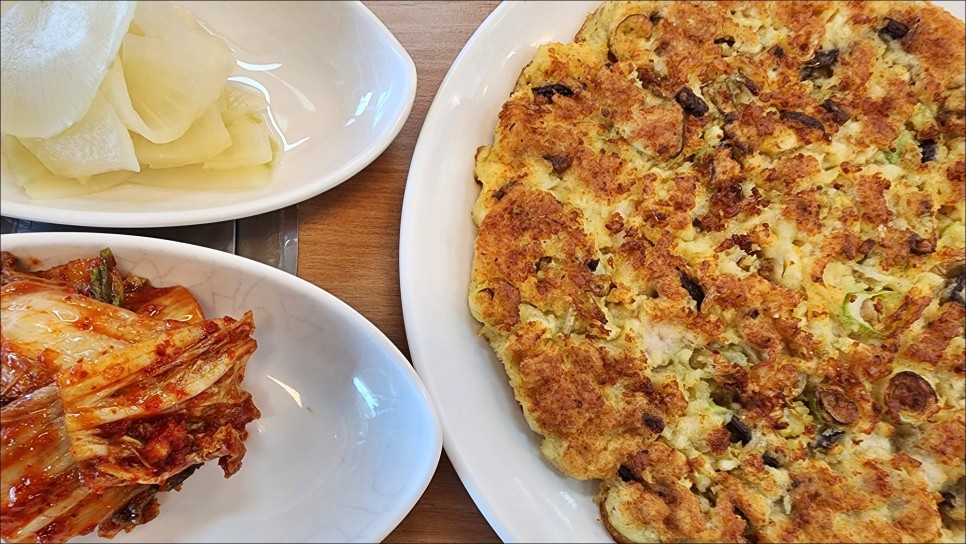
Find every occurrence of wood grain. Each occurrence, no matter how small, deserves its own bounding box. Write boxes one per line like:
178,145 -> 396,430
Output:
296,2 -> 502,542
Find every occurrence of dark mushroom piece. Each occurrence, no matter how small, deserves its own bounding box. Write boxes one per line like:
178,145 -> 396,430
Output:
948,272 -> 966,306
820,99 -> 851,124
935,261 -> 965,305
535,256 -> 553,272
643,413 -> 665,433
883,371 -> 939,422
492,180 -> 518,201
762,453 -> 781,468
679,270 -> 705,311
909,232 -> 936,255
939,477 -> 966,523
780,110 -> 826,132
675,87 -> 710,117
532,83 -> 574,103
617,464 -> 641,483
919,139 -> 937,163
741,75 -> 759,96
543,153 -> 571,174
879,18 -> 910,41
814,385 -> 859,426
726,415 -> 753,446
800,49 -> 839,79
813,428 -> 845,451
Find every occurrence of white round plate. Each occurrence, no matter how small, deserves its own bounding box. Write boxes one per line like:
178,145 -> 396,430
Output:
398,1 -> 966,542
2,231 -> 441,543
0,1 -> 416,228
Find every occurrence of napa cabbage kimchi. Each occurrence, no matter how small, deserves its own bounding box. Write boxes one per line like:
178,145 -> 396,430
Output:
0,249 -> 260,543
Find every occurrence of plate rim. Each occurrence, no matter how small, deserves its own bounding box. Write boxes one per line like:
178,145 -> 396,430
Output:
400,1 -> 604,541
0,0 -> 418,229
1,230 -> 443,543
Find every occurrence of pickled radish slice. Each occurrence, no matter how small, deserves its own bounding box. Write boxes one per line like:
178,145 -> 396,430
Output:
203,116 -> 274,171
19,94 -> 139,178
2,136 -> 133,199
1,1 -> 280,199
128,164 -> 272,190
132,104 -> 231,169
0,1 -> 137,138
220,83 -> 270,125
99,59 -> 160,143
128,0 -> 202,37
119,11 -> 234,144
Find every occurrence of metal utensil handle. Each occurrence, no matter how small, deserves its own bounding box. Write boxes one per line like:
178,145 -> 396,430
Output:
0,205 -> 299,275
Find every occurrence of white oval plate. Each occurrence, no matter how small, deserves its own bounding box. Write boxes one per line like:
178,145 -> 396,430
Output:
2,232 -> 441,543
399,1 -> 966,542
0,1 -> 416,228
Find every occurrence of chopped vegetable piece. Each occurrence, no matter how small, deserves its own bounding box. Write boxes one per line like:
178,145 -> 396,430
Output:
884,130 -> 914,164
841,289 -> 895,337
884,371 -> 938,422
89,248 -> 125,306
814,385 -> 859,426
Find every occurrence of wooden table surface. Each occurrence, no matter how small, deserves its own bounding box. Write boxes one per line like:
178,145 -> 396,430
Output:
296,2 -> 503,542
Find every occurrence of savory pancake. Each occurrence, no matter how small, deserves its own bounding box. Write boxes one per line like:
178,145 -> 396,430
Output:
468,2 -> 966,542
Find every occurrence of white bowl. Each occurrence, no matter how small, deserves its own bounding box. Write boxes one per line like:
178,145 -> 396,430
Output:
1,231 -> 441,543
0,1 -> 417,228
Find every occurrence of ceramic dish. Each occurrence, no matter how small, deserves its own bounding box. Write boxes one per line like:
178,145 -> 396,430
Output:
3,232 -> 441,543
0,1 -> 416,228
398,1 -> 966,542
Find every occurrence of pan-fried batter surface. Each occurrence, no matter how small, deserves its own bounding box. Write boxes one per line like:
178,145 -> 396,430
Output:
468,2 -> 965,542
